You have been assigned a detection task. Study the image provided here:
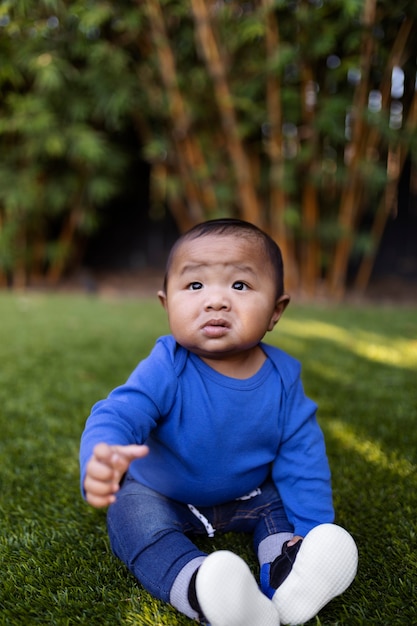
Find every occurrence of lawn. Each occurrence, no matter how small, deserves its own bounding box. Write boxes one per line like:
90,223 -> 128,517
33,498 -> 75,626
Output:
0,292 -> 416,625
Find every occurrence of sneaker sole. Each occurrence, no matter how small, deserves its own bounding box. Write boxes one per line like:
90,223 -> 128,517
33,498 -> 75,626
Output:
196,550 -> 280,626
272,524 -> 358,625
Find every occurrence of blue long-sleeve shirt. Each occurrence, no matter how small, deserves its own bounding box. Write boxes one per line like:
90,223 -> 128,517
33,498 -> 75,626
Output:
80,335 -> 334,537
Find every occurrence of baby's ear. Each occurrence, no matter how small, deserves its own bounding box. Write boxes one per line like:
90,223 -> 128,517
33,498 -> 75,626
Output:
268,294 -> 290,331
158,290 -> 167,309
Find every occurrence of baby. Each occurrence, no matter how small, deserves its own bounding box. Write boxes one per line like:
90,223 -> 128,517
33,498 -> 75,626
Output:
80,218 -> 358,625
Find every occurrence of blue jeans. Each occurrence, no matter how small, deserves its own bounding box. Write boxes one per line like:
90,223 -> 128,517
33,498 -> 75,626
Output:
107,473 -> 292,603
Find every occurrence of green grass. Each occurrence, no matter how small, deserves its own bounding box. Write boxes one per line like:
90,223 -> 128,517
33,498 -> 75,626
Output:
0,293 -> 416,625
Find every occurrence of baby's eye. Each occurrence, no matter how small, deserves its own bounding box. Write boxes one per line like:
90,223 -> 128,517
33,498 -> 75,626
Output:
232,281 -> 248,291
187,281 -> 203,291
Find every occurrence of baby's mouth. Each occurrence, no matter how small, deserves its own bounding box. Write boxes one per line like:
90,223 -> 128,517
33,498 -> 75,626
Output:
202,319 -> 230,337
204,318 -> 229,327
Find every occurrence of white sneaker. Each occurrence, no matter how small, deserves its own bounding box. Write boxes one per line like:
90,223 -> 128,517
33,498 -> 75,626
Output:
272,524 -> 358,625
196,550 -> 280,626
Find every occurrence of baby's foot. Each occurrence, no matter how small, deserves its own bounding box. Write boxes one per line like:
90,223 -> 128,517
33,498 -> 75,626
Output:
195,550 -> 280,626
261,539 -> 303,598
270,524 -> 358,625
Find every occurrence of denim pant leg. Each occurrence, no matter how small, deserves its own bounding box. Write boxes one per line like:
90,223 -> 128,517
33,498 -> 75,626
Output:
107,474 -> 207,603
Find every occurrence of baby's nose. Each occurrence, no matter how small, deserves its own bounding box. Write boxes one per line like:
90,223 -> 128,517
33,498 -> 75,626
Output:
204,289 -> 230,310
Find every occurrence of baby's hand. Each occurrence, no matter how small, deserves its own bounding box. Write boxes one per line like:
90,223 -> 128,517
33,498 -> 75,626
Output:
84,442 -> 149,508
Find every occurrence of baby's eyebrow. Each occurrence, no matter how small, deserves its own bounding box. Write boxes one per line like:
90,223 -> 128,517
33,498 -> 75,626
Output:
233,264 -> 257,275
179,263 -> 206,275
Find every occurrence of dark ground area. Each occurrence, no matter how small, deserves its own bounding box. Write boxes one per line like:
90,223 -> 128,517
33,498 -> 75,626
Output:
52,267 -> 417,305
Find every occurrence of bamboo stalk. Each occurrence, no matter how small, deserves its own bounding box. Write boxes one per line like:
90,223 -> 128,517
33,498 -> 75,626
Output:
350,16 -> 413,227
299,60 -> 320,296
46,206 -> 82,285
190,0 -> 262,225
328,0 -> 377,297
350,16 -> 415,293
365,16 -> 414,152
353,148 -> 401,293
301,180 -> 319,295
0,211 -> 7,287
262,0 -> 298,291
13,223 -> 27,290
355,82 -> 417,292
329,8 -> 414,298
144,0 -> 216,226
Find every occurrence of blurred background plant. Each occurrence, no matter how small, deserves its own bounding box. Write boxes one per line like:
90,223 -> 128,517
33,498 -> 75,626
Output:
1,0 -> 416,297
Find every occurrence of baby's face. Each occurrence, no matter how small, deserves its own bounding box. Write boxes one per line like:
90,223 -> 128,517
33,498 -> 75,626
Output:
159,233 -> 288,363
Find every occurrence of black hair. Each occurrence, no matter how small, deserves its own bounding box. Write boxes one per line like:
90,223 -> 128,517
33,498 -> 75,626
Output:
162,218 -> 285,297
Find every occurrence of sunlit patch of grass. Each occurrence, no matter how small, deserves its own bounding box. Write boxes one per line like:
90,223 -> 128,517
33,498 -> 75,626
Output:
325,419 -> 415,478
279,318 -> 351,343
278,318 -> 417,369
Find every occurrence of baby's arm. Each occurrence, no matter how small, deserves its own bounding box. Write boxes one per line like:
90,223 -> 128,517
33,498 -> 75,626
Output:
84,442 -> 149,508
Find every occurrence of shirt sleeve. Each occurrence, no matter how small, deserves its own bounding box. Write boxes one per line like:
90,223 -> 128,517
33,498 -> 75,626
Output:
271,368 -> 335,537
79,337 -> 178,498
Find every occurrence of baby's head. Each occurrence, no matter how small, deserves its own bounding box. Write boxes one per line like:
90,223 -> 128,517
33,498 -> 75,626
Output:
158,219 -> 290,364
162,218 -> 286,299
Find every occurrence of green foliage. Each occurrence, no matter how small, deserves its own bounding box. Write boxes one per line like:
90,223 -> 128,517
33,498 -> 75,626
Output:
0,293 -> 416,624
0,1 -> 136,284
1,1 -> 417,293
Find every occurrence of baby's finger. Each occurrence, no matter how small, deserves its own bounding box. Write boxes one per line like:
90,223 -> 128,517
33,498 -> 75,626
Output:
86,456 -> 115,482
92,442 -> 115,465
113,444 -> 149,463
110,444 -> 149,472
84,474 -> 119,497
85,490 -> 117,508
